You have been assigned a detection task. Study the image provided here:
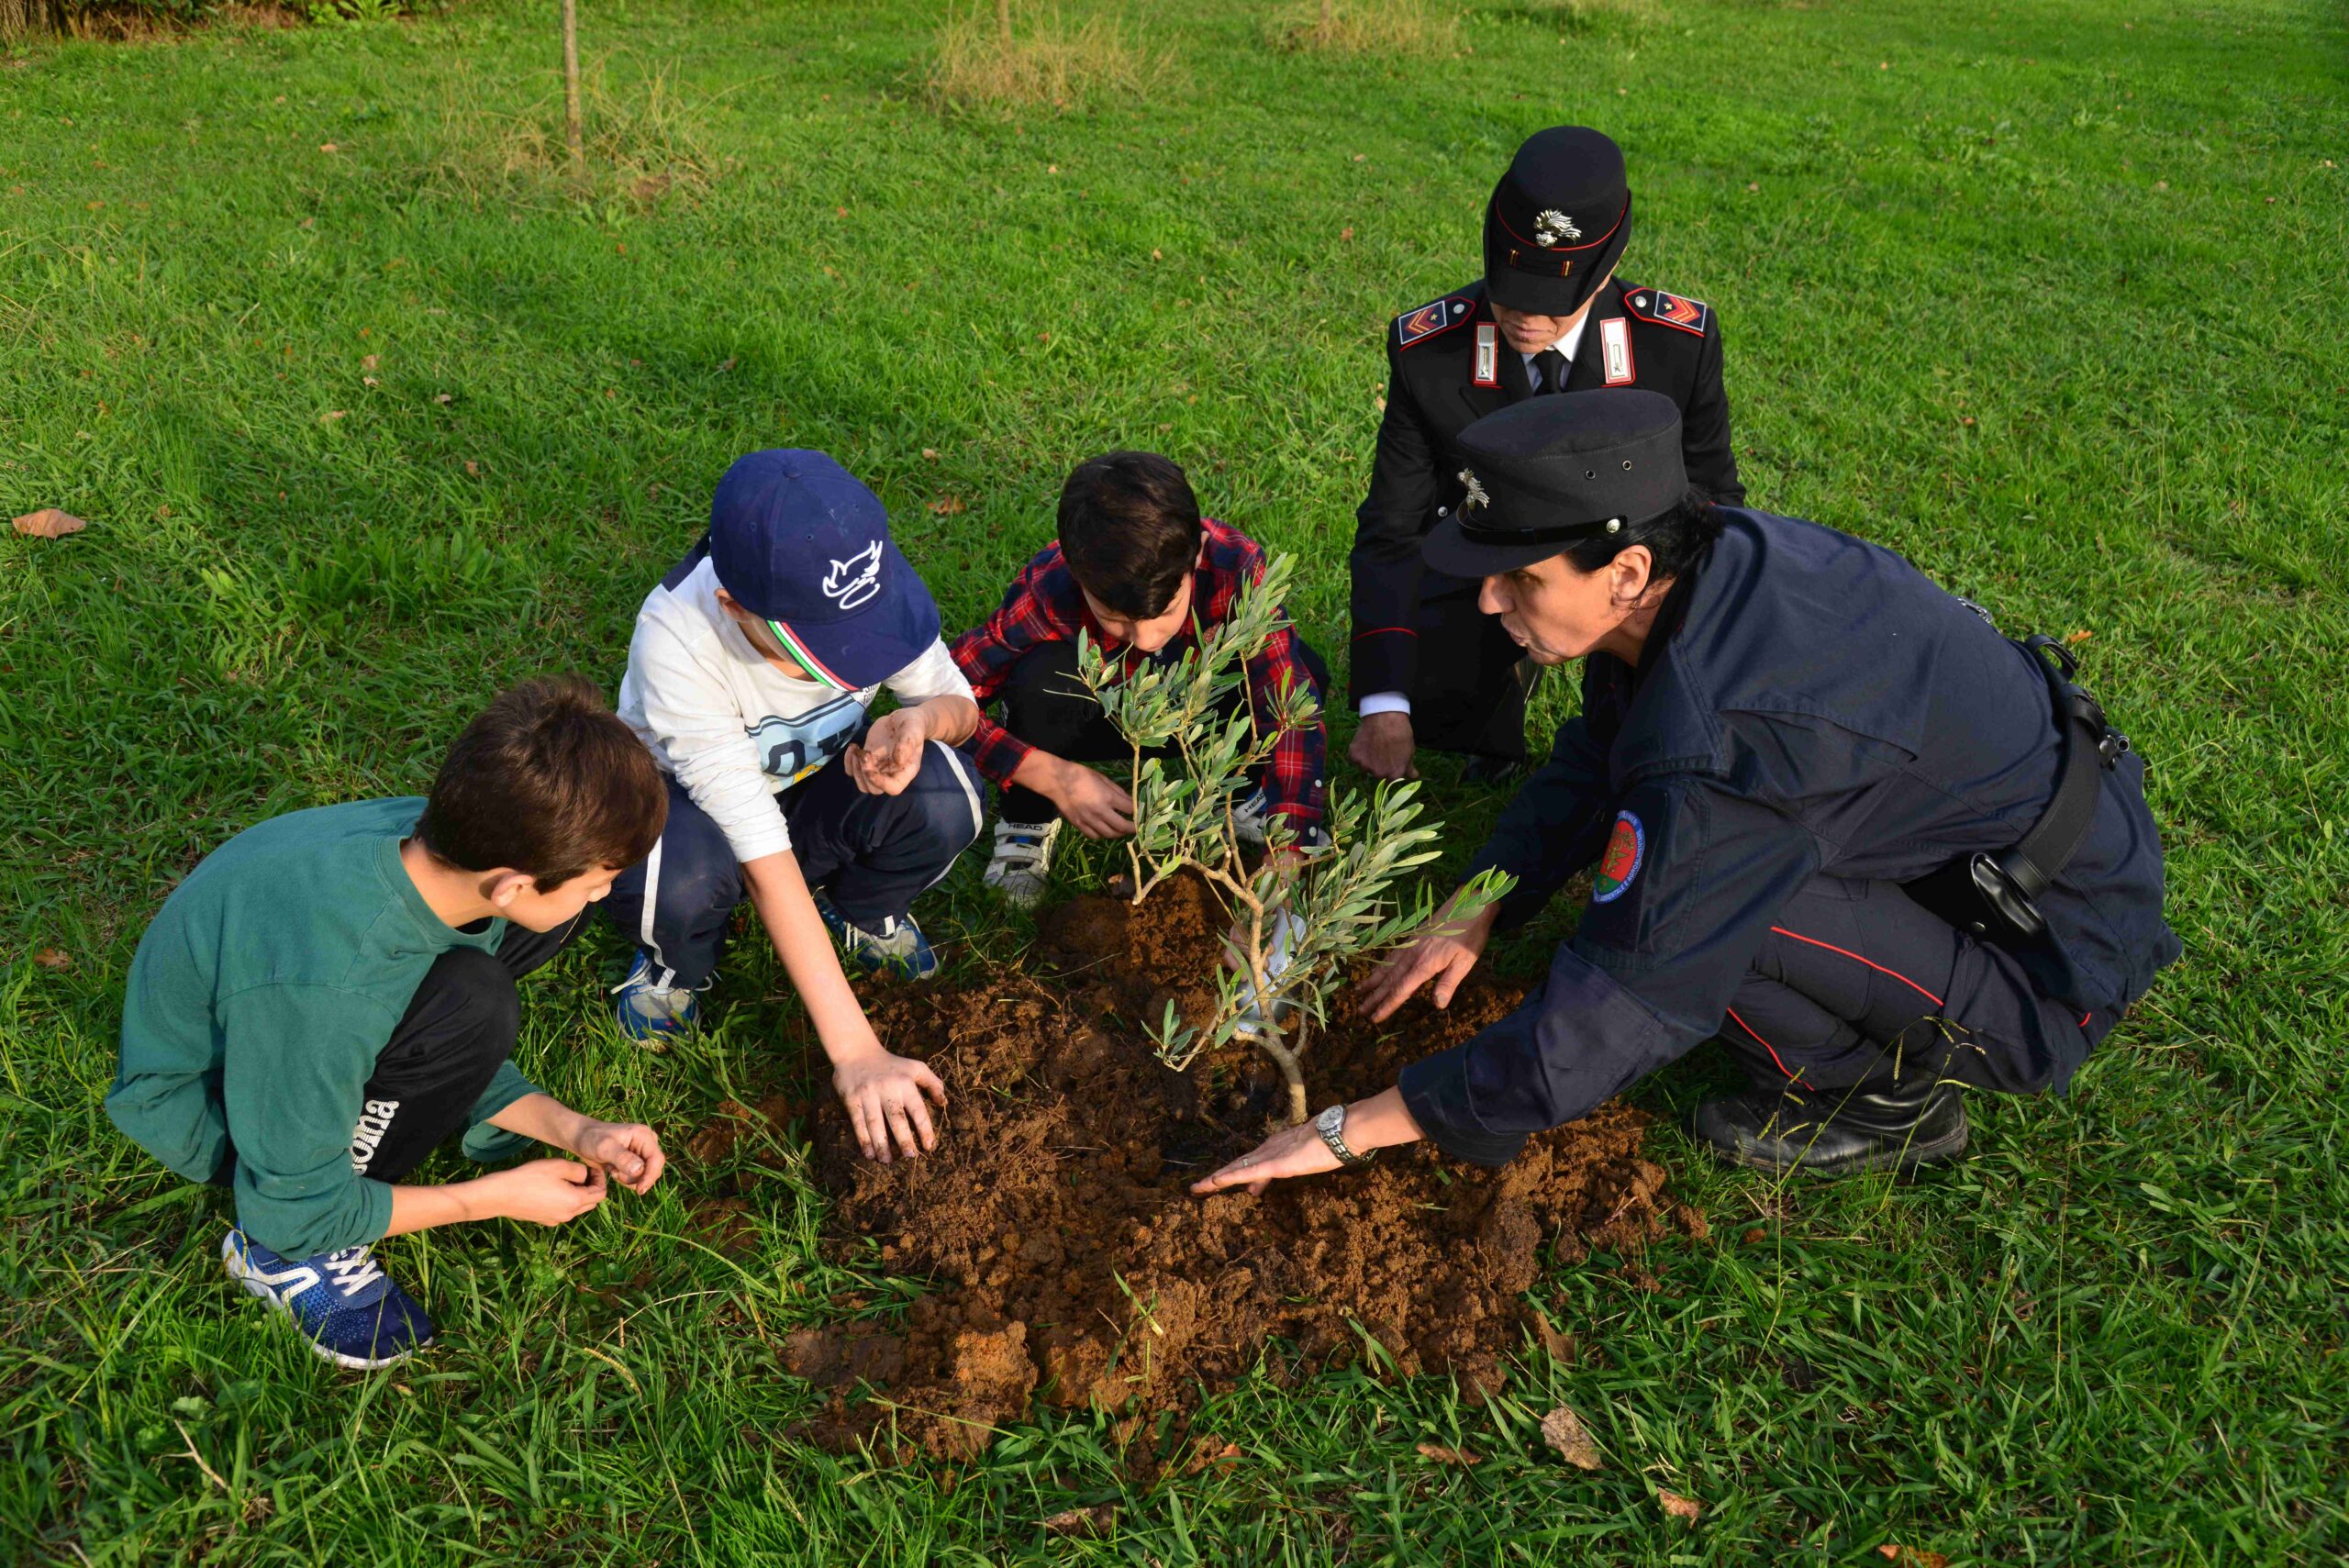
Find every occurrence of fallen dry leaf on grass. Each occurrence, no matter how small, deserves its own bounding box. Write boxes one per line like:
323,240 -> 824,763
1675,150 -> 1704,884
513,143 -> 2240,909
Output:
34,948 -> 71,971
1541,1404 -> 1604,1471
1657,1488 -> 1702,1523
1415,1441 -> 1481,1466
362,354 -> 379,371
2065,628 -> 2094,646
1878,1548 -> 1949,1568
319,410 -> 347,423
1182,1437 -> 1242,1474
13,508 -> 87,539
1534,1312 -> 1575,1364
929,495 -> 966,516
1041,1502 -> 1114,1536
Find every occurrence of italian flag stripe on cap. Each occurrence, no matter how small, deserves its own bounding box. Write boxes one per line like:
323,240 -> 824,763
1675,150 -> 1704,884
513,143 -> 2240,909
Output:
766,619 -> 854,691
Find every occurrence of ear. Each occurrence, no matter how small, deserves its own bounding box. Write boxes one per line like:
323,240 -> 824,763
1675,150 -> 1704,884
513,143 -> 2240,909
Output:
1609,544 -> 1655,607
485,869 -> 537,909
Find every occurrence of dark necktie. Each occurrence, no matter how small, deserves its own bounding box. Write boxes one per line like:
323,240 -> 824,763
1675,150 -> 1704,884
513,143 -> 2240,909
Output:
1532,347 -> 1569,395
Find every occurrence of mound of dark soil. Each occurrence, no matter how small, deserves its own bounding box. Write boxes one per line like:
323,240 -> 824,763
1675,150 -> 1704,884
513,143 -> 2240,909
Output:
782,877 -> 1704,1459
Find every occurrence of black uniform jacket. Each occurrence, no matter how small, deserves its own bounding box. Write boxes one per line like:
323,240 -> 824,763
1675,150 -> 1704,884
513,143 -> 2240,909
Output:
1397,508 -> 2182,1165
1347,276 -> 1743,702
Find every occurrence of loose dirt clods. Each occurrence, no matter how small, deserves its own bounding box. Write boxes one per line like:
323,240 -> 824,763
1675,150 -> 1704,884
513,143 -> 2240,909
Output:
780,881 -> 1701,1458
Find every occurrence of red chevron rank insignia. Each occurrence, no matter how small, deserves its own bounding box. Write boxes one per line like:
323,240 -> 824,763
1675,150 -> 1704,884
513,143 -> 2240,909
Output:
1625,287 -> 1711,337
1396,295 -> 1473,349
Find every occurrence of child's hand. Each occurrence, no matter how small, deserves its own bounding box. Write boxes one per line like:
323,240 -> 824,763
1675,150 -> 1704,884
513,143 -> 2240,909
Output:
1051,761 -> 1137,839
574,1119 -> 666,1194
832,1045 -> 949,1163
494,1159 -> 609,1226
848,709 -> 926,795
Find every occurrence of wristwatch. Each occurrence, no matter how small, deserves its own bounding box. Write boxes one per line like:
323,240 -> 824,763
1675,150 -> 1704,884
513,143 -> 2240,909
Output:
1313,1103 -> 1375,1168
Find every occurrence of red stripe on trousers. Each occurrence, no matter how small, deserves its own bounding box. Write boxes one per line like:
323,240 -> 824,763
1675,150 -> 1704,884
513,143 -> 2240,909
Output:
1767,926 -> 1946,1009
1726,1006 -> 1805,1084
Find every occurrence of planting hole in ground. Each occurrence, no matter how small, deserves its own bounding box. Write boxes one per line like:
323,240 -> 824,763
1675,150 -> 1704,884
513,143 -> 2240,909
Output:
754,875 -> 1706,1459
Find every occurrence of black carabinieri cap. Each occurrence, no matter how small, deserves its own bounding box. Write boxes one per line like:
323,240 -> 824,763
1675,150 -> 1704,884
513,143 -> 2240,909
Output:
1483,126 -> 1632,318
1423,390 -> 1687,577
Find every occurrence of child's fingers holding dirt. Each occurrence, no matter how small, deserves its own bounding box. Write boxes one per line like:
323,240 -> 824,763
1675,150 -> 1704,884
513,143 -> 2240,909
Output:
498,1158 -> 610,1225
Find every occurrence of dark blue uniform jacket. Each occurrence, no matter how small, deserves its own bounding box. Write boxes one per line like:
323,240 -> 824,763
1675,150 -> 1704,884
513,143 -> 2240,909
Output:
1397,508 -> 2181,1165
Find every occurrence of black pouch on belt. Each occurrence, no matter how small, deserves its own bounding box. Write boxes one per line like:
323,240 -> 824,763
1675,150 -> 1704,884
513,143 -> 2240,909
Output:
1904,634 -> 2132,949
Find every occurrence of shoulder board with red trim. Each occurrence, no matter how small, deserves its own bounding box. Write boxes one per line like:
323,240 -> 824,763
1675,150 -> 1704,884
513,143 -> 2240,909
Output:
1620,286 -> 1711,337
1393,293 -> 1476,350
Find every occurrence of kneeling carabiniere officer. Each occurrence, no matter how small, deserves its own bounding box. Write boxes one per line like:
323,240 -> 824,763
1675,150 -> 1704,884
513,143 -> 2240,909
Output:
1197,391 -> 2179,1194
1349,125 -> 1744,784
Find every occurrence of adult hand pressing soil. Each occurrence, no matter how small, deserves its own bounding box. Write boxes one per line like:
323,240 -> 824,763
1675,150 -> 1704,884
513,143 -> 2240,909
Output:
1358,894 -> 1500,1022
834,1042 -> 949,1163
1190,1086 -> 1428,1195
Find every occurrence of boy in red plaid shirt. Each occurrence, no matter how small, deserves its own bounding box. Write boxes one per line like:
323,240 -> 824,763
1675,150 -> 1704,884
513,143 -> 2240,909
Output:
951,451 -> 1330,906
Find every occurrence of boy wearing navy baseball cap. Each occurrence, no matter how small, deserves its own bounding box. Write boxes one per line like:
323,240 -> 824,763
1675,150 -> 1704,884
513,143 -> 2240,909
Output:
607,450 -> 984,1163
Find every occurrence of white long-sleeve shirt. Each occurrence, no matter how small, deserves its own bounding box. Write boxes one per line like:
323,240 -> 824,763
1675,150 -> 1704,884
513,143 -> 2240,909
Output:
617,554 -> 974,865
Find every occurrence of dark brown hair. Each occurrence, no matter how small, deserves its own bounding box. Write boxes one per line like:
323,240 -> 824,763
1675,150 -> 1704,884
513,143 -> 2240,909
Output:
416,678 -> 667,891
1056,450 -> 1205,618
1561,489 -> 1725,582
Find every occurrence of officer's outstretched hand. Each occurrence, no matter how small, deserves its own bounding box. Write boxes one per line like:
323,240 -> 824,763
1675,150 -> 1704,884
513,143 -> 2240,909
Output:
1349,712 -> 1420,781
1359,900 -> 1499,1023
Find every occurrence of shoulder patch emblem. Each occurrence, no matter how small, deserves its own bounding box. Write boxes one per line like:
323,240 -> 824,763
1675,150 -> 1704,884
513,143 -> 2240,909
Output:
1592,810 -> 1646,904
1395,295 -> 1474,349
1623,287 -> 1711,337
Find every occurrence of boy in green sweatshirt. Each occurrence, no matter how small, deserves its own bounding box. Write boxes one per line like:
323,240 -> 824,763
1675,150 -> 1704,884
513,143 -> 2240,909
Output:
108,678 -> 672,1369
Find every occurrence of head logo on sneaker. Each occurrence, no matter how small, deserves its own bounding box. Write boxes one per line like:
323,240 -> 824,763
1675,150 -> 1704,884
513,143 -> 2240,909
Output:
1592,810 -> 1645,904
821,540 -> 884,609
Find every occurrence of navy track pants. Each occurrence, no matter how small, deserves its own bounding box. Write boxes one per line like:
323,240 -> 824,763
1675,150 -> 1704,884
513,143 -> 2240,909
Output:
603,742 -> 985,990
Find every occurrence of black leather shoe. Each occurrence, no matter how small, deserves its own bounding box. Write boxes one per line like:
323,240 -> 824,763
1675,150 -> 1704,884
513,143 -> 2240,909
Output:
1690,1076 -> 1969,1176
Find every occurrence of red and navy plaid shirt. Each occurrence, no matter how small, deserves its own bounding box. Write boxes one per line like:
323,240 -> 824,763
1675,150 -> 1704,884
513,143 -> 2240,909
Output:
952,517 -> 1328,830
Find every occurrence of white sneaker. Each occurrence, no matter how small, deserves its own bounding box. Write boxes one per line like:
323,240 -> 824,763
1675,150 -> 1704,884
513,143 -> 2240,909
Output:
984,819 -> 1061,908
1230,788 -> 1272,847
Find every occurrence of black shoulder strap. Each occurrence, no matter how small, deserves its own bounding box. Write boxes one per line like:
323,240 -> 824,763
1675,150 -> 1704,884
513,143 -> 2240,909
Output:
1998,635 -> 2126,903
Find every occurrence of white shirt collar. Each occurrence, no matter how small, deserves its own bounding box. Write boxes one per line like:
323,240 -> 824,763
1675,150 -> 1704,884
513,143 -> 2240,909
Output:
1520,311 -> 1592,374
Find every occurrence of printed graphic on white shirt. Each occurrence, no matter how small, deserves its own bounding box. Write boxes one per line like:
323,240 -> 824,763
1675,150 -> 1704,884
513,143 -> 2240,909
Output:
747,694 -> 864,786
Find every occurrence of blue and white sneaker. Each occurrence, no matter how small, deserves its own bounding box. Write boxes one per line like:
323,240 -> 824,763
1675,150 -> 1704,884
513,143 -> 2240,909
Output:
220,1226 -> 433,1370
816,896 -> 940,981
613,951 -> 699,1040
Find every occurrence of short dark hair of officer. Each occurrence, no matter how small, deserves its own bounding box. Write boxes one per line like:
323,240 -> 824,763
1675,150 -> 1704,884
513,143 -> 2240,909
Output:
1056,450 -> 1205,618
1485,126 -> 1631,320
416,677 -> 669,891
1423,390 -> 1722,630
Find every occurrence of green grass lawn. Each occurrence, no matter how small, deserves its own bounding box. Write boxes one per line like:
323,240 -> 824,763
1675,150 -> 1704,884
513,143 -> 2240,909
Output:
5,0 -> 2347,1559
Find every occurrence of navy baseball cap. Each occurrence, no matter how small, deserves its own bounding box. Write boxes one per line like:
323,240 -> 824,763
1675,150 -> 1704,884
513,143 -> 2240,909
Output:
707,450 -> 941,691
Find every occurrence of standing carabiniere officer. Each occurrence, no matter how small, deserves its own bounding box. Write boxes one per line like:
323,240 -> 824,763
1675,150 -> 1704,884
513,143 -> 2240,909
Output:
1349,126 -> 1744,782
